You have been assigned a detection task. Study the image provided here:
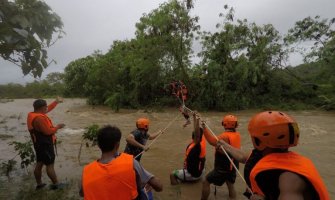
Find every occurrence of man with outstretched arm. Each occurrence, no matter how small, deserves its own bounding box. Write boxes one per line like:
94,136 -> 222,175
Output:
27,97 -> 66,190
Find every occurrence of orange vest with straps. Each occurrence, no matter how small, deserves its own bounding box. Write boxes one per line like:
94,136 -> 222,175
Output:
83,153 -> 138,200
214,131 -> 241,171
250,152 -> 330,200
27,112 -> 56,144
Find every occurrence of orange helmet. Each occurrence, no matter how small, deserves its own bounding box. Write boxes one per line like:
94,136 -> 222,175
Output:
222,115 -> 238,129
248,111 -> 299,151
136,118 -> 150,130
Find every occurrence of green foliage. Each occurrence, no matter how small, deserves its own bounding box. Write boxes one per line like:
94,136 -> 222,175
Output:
82,124 -> 100,147
0,79 -> 65,98
285,16 -> 335,63
60,3 -> 334,111
0,0 -> 64,77
9,141 -> 35,169
64,56 -> 96,97
105,92 -> 121,112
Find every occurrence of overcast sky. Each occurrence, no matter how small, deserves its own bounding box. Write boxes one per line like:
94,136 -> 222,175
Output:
1,0 -> 334,84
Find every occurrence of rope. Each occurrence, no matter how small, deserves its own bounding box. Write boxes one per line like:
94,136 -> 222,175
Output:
134,114 -> 181,159
183,105 -> 253,195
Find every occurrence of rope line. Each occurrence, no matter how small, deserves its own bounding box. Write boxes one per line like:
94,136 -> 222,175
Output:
134,114 -> 181,159
183,105 -> 253,194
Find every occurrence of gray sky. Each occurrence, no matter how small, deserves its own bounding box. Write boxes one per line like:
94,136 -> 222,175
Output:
1,0 -> 334,84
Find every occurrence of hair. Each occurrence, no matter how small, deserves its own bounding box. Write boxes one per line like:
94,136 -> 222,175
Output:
97,125 -> 122,152
33,99 -> 47,110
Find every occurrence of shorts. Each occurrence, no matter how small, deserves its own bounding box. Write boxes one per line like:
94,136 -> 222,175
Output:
173,169 -> 204,182
206,169 -> 236,186
34,143 -> 55,165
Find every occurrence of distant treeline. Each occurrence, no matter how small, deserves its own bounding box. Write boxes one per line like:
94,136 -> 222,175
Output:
1,2 -> 334,111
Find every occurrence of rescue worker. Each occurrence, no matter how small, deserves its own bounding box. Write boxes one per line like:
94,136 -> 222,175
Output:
124,118 -> 162,161
246,111 -> 330,200
218,111 -> 330,200
201,115 -> 241,200
80,125 -> 163,200
27,97 -> 65,190
170,112 -> 206,184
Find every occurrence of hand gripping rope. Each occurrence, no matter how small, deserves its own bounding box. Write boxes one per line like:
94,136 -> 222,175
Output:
182,105 -> 253,195
134,114 -> 181,160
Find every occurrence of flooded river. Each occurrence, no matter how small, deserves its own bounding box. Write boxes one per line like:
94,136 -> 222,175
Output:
0,99 -> 334,199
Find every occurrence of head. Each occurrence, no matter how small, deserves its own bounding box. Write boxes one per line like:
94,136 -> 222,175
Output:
136,118 -> 149,131
222,115 -> 238,130
33,99 -> 47,113
248,111 -> 300,151
97,125 -> 122,153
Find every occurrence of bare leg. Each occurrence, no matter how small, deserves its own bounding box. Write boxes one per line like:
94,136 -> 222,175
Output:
226,181 -> 237,200
170,173 -> 179,185
46,163 -> 58,184
201,180 -> 211,200
34,162 -> 44,185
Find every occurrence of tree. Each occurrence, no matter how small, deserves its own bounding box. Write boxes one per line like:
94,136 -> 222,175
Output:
198,6 -> 285,110
64,56 -> 95,97
0,0 -> 64,77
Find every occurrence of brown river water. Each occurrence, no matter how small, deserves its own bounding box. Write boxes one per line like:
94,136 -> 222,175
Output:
0,99 -> 334,199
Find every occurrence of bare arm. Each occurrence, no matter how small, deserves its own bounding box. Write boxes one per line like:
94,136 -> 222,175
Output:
147,176 -> 163,192
193,112 -> 201,143
278,171 -> 306,200
217,139 -> 249,163
126,134 -> 146,150
148,130 -> 162,140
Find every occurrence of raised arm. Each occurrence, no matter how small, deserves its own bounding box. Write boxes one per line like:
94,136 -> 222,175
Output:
217,139 -> 249,163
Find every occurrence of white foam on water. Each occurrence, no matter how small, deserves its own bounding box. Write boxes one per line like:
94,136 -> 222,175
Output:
59,128 -> 85,135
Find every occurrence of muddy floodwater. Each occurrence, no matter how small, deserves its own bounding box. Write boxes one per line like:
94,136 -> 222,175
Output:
0,99 -> 334,199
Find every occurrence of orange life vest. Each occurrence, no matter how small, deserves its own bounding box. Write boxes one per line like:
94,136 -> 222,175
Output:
250,151 -> 330,200
83,153 -> 138,200
27,112 -> 56,144
214,131 -> 241,171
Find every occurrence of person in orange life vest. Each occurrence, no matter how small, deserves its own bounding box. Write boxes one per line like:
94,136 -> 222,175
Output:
217,135 -> 263,198
80,125 -> 163,200
124,118 -> 162,162
245,111 -> 330,200
26,97 -> 65,190
170,112 -> 206,184
201,115 -> 241,200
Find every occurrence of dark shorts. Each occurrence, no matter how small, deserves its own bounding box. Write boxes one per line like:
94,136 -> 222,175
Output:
34,143 -> 55,165
206,169 -> 236,186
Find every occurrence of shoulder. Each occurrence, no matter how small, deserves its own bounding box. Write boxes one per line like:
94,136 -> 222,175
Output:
279,171 -> 306,193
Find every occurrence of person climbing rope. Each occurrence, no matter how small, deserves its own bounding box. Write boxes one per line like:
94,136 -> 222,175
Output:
168,80 -> 191,128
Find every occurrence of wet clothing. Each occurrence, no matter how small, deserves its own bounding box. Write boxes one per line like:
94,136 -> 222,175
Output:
206,168 -> 237,186
34,143 -> 56,165
203,129 -> 241,185
27,101 -> 59,165
173,169 -> 204,182
174,134 -> 206,182
250,151 -> 330,200
242,149 -> 263,198
124,129 -> 149,161
82,153 -> 153,200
